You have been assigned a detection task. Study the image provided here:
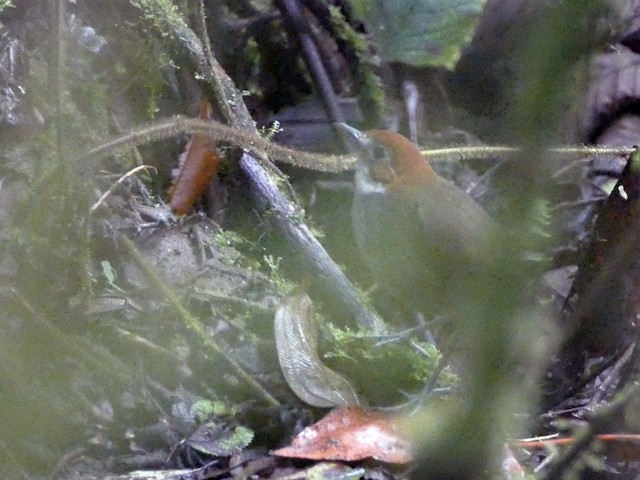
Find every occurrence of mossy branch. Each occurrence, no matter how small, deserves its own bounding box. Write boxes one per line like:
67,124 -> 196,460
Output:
73,116 -> 356,172
422,144 -> 637,162
75,115 -> 636,174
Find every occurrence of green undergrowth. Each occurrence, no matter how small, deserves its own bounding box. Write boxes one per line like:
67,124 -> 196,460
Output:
324,323 -> 458,406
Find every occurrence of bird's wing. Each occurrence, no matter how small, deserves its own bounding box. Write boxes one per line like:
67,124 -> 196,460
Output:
413,181 -> 495,260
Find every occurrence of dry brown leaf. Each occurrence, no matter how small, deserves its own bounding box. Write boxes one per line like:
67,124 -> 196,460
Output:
272,406 -> 412,464
169,99 -> 221,215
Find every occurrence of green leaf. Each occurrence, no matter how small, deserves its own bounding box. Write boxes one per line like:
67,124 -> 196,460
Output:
100,260 -> 116,285
349,0 -> 486,69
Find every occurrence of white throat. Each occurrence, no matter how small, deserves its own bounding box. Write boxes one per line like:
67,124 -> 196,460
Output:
354,165 -> 386,194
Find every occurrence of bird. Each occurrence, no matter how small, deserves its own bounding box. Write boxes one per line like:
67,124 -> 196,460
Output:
335,123 -> 496,331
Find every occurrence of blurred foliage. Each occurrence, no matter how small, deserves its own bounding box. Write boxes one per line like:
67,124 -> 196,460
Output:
348,0 -> 486,69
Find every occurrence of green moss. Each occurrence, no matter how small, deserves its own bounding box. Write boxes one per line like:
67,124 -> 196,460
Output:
192,399 -> 234,422
218,425 -> 254,452
324,324 -> 458,405
129,0 -> 188,39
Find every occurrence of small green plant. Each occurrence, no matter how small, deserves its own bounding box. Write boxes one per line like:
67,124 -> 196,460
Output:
99,260 -> 127,295
259,120 -> 282,140
263,254 -> 294,293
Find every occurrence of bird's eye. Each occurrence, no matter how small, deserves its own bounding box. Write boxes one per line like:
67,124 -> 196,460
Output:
370,144 -> 389,164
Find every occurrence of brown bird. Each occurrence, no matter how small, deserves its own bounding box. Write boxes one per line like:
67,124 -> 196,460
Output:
336,124 -> 495,326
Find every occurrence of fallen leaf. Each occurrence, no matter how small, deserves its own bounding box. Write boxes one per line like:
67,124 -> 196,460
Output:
274,291 -> 360,408
169,99 -> 221,215
272,406 -> 412,464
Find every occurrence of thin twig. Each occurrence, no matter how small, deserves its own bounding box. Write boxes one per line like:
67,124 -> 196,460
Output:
91,164 -> 157,212
542,381 -> 640,479
421,144 -> 636,163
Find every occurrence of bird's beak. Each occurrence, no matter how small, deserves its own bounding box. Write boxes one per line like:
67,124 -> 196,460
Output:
333,122 -> 369,153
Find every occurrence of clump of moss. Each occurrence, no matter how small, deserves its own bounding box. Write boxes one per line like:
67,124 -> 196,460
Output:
324,324 -> 458,406
129,0 -> 188,39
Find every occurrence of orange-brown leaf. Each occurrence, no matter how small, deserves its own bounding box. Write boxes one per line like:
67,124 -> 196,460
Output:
169,135 -> 221,215
272,406 -> 412,464
169,99 -> 220,215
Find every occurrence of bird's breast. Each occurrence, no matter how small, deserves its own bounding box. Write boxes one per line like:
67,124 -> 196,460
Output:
352,189 -> 426,290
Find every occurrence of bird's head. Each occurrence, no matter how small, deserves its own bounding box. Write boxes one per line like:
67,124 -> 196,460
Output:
334,123 -> 437,194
